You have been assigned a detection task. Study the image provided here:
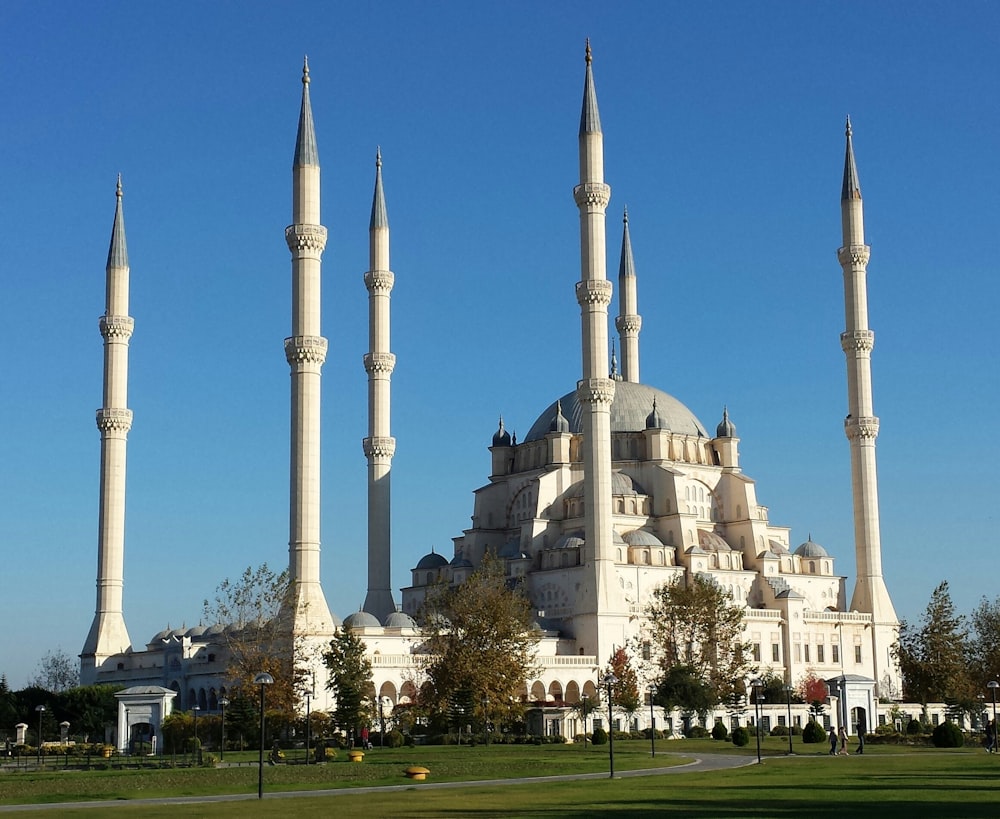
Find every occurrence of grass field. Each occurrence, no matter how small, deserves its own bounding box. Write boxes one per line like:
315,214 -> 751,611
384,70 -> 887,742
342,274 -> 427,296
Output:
1,738 -> 997,817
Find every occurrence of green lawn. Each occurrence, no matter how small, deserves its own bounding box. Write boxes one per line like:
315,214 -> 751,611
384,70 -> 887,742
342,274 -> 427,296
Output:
0,739 -> 997,817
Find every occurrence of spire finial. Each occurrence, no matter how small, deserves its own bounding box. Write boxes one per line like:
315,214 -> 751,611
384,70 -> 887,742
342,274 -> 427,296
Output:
302,55 -> 310,85
376,145 -> 382,167
841,115 -> 861,201
623,205 -> 628,225
585,38 -> 592,64
845,114 -> 852,137
116,173 -> 122,198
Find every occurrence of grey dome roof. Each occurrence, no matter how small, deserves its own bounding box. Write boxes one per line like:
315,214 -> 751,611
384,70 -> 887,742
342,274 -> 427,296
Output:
185,625 -> 208,638
646,398 -> 667,430
415,550 -> 448,570
622,529 -> 665,547
344,610 -> 382,629
549,400 -> 571,434
384,611 -> 418,629
568,470 -> 646,498
498,538 -> 525,559
492,417 -> 512,447
551,531 -> 585,550
794,538 -> 828,558
525,381 -> 707,442
698,530 -> 733,552
767,539 -> 789,555
716,406 -> 737,438
450,554 -> 473,568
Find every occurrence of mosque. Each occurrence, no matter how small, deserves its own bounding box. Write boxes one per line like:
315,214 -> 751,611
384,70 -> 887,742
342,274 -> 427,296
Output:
78,45 -> 901,746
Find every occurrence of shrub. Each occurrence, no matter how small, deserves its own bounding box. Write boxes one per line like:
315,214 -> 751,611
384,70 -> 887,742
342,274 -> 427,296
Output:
931,722 -> 964,748
731,727 -> 750,747
685,725 -> 708,739
906,719 -> 923,736
770,725 -> 788,736
386,730 -> 405,748
711,722 -> 729,741
802,721 -> 827,744
591,727 -> 608,746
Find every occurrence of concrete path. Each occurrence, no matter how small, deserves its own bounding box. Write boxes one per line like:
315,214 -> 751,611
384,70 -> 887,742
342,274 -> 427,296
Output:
0,752 -> 755,813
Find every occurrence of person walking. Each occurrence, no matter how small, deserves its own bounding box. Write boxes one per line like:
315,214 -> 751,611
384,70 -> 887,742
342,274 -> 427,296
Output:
986,720 -> 996,754
829,726 -> 838,755
838,726 -> 849,755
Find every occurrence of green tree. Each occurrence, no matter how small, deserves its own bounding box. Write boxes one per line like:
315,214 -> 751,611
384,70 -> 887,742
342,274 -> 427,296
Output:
655,664 -> 715,724
894,581 -> 974,710
419,554 -> 539,732
322,628 -> 373,742
645,574 -> 751,705
969,595 -> 1000,685
203,563 -> 306,716
0,675 -> 18,730
30,649 -> 79,693
55,685 -> 122,740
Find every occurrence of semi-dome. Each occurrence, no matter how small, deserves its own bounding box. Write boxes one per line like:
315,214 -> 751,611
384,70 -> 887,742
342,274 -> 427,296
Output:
415,550 -> 448,570
794,537 -> 828,558
568,470 -> 646,498
525,381 -> 708,442
622,528 -> 665,548
344,610 -> 382,629
698,530 -> 733,551
551,531 -> 585,550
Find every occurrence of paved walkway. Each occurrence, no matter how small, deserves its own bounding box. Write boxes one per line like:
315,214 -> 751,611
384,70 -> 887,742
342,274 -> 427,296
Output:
0,752 -> 755,813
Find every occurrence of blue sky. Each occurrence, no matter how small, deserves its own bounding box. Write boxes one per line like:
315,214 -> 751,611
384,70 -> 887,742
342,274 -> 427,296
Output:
2,2 -> 997,688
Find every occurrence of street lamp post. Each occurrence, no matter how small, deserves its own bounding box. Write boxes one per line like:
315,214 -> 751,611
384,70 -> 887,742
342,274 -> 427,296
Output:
783,684 -> 794,755
35,705 -> 45,765
305,689 -> 312,763
482,696 -> 490,747
219,697 -> 229,762
988,681 -> 999,753
647,684 -> 657,758
581,694 -> 589,749
193,705 -> 200,761
124,707 -> 130,756
379,696 -> 386,749
751,678 -> 763,764
254,672 -> 274,800
603,672 -> 618,779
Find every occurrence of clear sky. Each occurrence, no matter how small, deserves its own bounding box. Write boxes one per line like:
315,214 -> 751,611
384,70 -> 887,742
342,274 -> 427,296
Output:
2,2 -> 997,689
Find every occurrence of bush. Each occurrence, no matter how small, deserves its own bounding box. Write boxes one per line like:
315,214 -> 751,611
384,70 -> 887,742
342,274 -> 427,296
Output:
591,727 -> 608,746
685,725 -> 708,739
906,719 -> 923,735
711,722 -> 729,741
802,721 -> 827,744
731,727 -> 750,747
931,722 -> 964,748
770,725 -> 789,736
385,730 -> 405,748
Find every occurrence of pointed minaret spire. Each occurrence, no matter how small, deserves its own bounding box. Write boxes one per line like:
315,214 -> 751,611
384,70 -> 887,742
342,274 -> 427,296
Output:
293,56 -> 319,168
82,177 -> 136,683
615,205 -> 641,382
285,61 -> 335,636
579,39 -> 602,137
610,340 -> 622,381
363,147 -> 398,622
836,118 -> 898,690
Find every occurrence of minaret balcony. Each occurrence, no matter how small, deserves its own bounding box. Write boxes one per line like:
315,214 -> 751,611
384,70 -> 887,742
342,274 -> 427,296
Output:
837,244 -> 870,267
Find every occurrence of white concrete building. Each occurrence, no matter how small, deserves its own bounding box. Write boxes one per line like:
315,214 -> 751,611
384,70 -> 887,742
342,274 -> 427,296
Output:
80,47 -> 900,739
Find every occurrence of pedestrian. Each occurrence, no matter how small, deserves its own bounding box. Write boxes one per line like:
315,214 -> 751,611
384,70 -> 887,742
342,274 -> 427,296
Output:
986,720 -> 996,754
838,726 -> 849,755
829,725 -> 838,755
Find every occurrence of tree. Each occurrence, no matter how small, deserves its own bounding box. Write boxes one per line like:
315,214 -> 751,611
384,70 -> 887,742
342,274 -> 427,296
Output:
418,554 -> 539,732
322,628 -> 373,742
55,685 -> 122,740
645,574 -> 751,706
894,581 -> 974,710
798,671 -> 829,719
969,595 -> 1000,685
203,563 -> 306,715
0,675 -> 18,730
30,649 -> 79,693
655,664 -> 716,726
606,647 -> 641,727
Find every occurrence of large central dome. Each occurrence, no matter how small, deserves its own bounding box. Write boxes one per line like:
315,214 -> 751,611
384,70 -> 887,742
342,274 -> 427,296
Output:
524,381 -> 708,442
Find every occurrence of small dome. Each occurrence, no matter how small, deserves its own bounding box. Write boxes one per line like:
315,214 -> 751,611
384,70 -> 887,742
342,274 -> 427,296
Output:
498,538 -> 522,559
416,550 -> 448,570
150,627 -> 171,643
549,400 -> 570,434
716,406 -> 737,438
384,611 -> 418,629
622,529 -> 665,548
344,610 -> 382,629
185,625 -> 208,638
646,398 -> 667,430
450,553 -> 473,568
698,530 -> 733,552
767,539 -> 789,555
492,416 -> 512,447
794,536 -> 828,558
552,531 -> 585,550
568,471 -> 645,498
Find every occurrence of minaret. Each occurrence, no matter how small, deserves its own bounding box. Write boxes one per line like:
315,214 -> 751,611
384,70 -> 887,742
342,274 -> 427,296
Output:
838,117 -> 897,625
81,176 -> 134,684
362,148 -> 397,621
284,58 -> 335,635
573,41 -> 620,659
615,207 -> 641,383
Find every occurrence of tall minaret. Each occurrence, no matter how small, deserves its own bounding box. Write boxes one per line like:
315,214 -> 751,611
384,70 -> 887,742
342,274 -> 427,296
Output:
838,117 -> 897,626
615,207 -> 641,383
284,58 -> 335,635
574,41 -> 620,660
362,148 -> 397,622
81,176 -> 134,684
